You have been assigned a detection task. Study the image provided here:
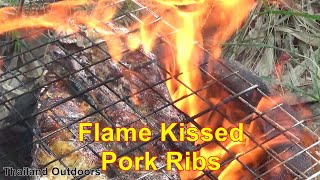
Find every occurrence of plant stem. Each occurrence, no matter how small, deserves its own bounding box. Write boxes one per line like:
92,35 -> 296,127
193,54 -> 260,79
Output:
18,0 -> 24,16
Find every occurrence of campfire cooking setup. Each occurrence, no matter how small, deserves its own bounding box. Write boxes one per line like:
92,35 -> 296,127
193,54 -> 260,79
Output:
0,0 -> 319,179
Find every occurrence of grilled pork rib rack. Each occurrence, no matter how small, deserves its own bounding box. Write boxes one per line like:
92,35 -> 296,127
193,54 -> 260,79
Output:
31,28 -> 189,179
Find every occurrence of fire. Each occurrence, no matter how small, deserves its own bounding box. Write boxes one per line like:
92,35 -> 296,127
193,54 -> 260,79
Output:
0,0 -> 124,60
166,10 -> 204,117
0,0 -> 89,33
137,0 -> 260,178
137,0 -> 296,179
204,0 -> 257,58
0,0 -> 311,179
137,0 -> 257,117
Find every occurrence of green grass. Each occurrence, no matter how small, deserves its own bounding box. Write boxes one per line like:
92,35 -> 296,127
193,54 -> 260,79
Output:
122,0 -> 135,12
2,0 -> 20,6
11,30 -> 21,53
223,0 -> 320,103
259,10 -> 320,20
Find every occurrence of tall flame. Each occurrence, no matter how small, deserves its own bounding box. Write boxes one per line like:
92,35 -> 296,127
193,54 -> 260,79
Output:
138,0 -> 263,179
138,0 -> 257,115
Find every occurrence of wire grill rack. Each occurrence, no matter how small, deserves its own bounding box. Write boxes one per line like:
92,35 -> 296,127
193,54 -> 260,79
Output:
0,0 -> 320,179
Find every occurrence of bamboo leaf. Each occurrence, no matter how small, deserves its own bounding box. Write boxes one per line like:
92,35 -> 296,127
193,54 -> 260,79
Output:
258,10 -> 320,20
274,26 -> 320,47
282,83 -> 319,101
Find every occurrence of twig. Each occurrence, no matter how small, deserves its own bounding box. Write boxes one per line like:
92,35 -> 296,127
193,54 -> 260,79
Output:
18,0 -> 25,16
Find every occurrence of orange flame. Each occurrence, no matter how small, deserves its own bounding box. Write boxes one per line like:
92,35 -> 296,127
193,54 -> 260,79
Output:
203,0 -> 257,58
138,0 -> 257,114
137,0 -> 284,179
138,1 -> 257,178
0,0 -> 126,60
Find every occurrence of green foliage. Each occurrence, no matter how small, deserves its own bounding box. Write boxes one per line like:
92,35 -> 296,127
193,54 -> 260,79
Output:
260,10 -> 320,21
11,30 -> 21,53
223,0 -> 320,103
122,0 -> 135,12
2,0 -> 20,6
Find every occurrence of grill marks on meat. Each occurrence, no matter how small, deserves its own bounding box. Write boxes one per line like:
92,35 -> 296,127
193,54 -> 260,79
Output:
33,80 -> 107,179
31,31 -> 184,179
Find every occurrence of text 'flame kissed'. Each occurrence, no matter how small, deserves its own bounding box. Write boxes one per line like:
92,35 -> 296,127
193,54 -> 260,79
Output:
0,0 -> 306,179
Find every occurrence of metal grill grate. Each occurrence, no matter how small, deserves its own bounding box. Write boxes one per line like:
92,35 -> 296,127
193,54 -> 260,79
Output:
0,0 -> 320,179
